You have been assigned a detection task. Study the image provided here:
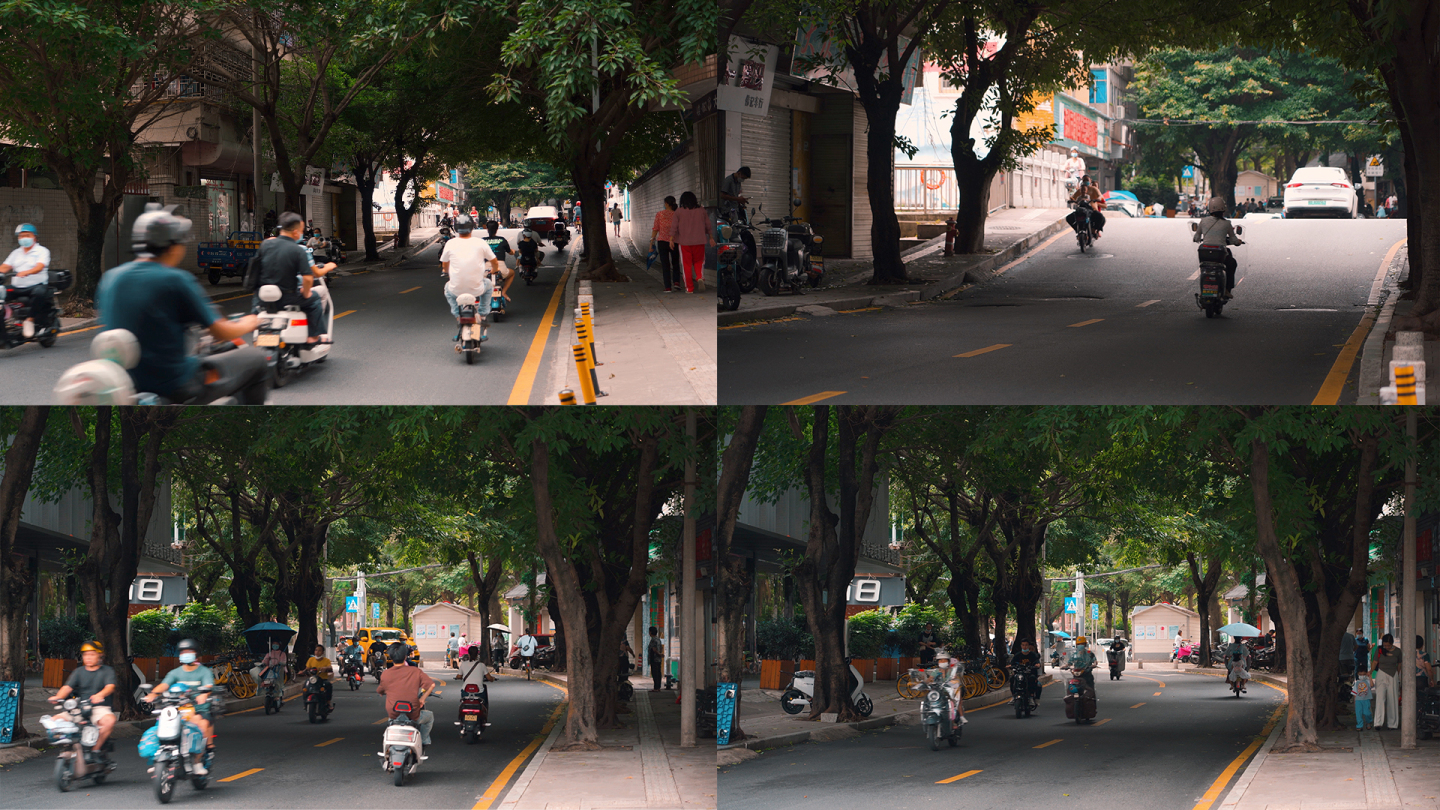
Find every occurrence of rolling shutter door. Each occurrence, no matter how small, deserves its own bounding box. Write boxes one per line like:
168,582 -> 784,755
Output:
740,110 -> 791,220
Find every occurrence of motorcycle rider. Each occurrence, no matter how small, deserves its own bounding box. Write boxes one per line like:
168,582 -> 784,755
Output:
517,629 -> 539,672
146,639 -> 215,775
0,223 -> 54,338
377,642 -> 436,746
482,220 -> 515,303
1110,633 -> 1129,664
1066,635 -> 1098,693
49,640 -> 117,753
256,641 -> 288,691
257,211 -> 334,344
1063,148 -> 1085,188
96,203 -> 269,403
1012,637 -> 1044,705
719,166 -> 751,218
1193,196 -> 1244,299
935,655 -> 969,726
1224,637 -> 1251,693
303,643 -> 336,712
440,214 -> 499,342
1065,176 -> 1106,240
452,644 -> 491,718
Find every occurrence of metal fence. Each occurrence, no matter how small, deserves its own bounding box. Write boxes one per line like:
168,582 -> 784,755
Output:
895,166 -> 960,213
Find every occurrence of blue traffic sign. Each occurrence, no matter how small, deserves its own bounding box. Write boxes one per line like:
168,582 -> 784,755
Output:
1182,165 -> 1195,179
372,603 -> 380,620
1091,603 -> 1099,620
1064,597 -> 1077,614
345,596 -> 359,613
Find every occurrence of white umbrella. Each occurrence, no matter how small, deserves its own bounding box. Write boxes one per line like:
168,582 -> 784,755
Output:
486,624 -> 511,633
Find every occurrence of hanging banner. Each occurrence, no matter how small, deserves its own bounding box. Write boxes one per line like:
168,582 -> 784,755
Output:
301,166 -> 324,197
269,172 -> 284,193
718,38 -> 779,117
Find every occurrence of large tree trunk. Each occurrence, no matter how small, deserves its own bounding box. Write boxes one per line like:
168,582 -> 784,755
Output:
355,156 -> 382,260
394,168 -> 418,248
466,552 -> 505,666
0,407 -> 50,741
1187,553 -> 1222,667
571,162 -> 624,282
54,164 -> 122,309
950,143 -> 998,254
715,406 -> 768,741
846,34 -> 911,284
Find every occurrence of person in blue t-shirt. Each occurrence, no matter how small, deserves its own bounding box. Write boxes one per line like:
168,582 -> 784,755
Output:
96,203 -> 268,403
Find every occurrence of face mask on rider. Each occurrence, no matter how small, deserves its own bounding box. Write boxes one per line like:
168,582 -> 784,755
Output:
179,652 -> 197,664
271,643 -> 279,651
1076,644 -> 1087,653
18,236 -> 34,248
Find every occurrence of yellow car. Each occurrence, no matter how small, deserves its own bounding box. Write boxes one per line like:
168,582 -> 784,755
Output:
352,627 -> 420,674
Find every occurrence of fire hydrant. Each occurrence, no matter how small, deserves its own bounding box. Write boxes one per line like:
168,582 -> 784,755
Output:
943,217 -> 958,257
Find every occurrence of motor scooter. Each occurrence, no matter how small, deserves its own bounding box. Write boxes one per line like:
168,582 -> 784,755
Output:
1062,667 -> 1097,724
1,269 -> 69,350
1070,200 -> 1096,252
1010,663 -> 1041,717
454,681 -> 489,744
454,292 -> 486,364
551,222 -> 571,250
40,697 -> 116,792
138,684 -> 215,803
303,673 -> 331,722
779,657 -> 872,717
54,325 -> 266,405
1107,645 -> 1126,680
1418,683 -> 1440,740
912,667 -> 961,749
380,696 -> 439,786
1191,221 -> 1244,318
755,201 -> 824,296
517,231 -> 542,285
253,278 -> 334,387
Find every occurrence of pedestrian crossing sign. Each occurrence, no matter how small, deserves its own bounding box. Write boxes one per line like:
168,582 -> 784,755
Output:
1064,597 -> 1078,614
345,596 -> 359,613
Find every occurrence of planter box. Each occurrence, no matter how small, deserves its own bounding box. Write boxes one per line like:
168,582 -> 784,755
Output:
759,659 -> 795,690
877,658 -> 899,681
133,657 -> 181,683
898,656 -> 918,675
43,658 -> 78,689
852,658 -> 876,682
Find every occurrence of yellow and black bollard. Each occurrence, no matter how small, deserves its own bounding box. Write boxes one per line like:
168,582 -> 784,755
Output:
572,345 -> 597,404
579,302 -> 598,363
558,389 -> 577,405
1393,365 -> 1419,405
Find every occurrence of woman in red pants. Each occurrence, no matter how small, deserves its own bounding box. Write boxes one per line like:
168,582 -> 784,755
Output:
665,191 -> 714,293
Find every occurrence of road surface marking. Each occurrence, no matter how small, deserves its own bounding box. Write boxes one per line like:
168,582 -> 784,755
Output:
955,343 -> 1011,358
1130,702 -> 1146,708
507,262 -> 571,405
472,700 -> 567,809
1153,691 -> 1162,696
212,293 -> 252,304
1188,270 -> 1200,280
334,310 -> 356,319
219,768 -> 263,782
1093,718 -> 1111,726
939,230 -> 1071,299
59,324 -> 102,337
1137,300 -> 1161,307
1068,319 -> 1104,328
400,286 -> 422,294
936,769 -> 983,784
1236,276 -> 1245,286
1190,703 -> 1285,810
1313,236 -> 1407,405
1033,739 -> 1063,749
1128,674 -> 1167,688
781,391 -> 846,405
373,717 -> 390,724
314,737 -> 344,747
836,307 -> 882,314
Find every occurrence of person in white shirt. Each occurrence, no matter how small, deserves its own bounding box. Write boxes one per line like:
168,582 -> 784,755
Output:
0,223 -> 54,338
1063,148 -> 1085,186
516,632 -> 538,671
452,645 -> 491,719
439,214 -> 499,340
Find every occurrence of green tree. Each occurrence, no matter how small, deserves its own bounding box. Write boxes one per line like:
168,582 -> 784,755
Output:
465,162 -> 575,224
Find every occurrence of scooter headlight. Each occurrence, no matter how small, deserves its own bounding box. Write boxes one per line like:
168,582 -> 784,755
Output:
927,690 -> 941,702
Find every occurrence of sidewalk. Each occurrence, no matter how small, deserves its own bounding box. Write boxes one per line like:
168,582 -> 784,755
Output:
538,230 -> 716,404
717,207 -> 1071,327
1355,242 -> 1439,405
57,227 -> 442,334
718,669 -> 1055,761
499,671 -> 715,809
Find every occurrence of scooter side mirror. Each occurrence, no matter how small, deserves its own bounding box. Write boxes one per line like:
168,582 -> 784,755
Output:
1189,222 -> 1198,233
1234,225 -> 1244,235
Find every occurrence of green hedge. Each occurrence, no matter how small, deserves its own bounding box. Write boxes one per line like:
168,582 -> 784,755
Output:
39,616 -> 90,660
846,609 -> 891,659
893,604 -> 952,656
129,609 -> 175,659
756,616 -> 813,660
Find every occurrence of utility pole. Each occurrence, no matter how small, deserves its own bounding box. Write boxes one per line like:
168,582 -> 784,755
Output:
356,570 -> 366,632
252,43 -> 263,233
680,408 -> 697,747
1401,409 -> 1417,749
1076,571 -> 1087,642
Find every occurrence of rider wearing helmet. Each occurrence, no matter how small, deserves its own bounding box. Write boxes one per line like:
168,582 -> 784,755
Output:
439,214 -> 499,339
147,639 -> 216,775
482,220 -> 515,303
51,640 -> 117,751
0,223 -> 55,339
96,203 -> 268,403
1066,635 -> 1099,692
1066,176 -> 1106,239
377,641 -> 436,745
1193,197 -> 1245,299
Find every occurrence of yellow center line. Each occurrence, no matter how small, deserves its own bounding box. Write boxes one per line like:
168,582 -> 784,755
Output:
333,309 -> 356,319
1128,674 -> 1167,688
59,324 -> 103,337
472,700 -> 567,809
507,263 -> 571,404
314,737 -> 344,747
1153,691 -> 1162,696
218,767 -> 263,782
373,717 -> 390,725
781,391 -> 846,405
399,286 -> 422,294
1313,236 -> 1406,404
836,306 -> 882,314
1033,738 -> 1063,749
212,293 -> 252,304
955,343 -> 1011,358
1068,318 -> 1104,328
1137,299 -> 1161,307
1191,703 -> 1286,810
1093,718 -> 1111,726
1130,702 -> 1146,708
936,769 -> 982,784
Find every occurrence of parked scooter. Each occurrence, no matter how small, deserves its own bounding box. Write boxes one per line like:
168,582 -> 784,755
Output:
1191,221 -> 1243,318
138,683 -> 214,803
454,292 -> 486,364
779,657 -> 873,717
1062,668 -> 1097,724
253,277 -> 334,388
755,201 -> 823,296
40,697 -> 116,792
380,695 -> 439,786
1010,663 -> 1041,718
1417,682 -> 1440,740
1,269 -> 69,350
912,667 -> 961,749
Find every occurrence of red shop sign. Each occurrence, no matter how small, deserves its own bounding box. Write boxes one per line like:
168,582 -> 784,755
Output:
1064,108 -> 1097,148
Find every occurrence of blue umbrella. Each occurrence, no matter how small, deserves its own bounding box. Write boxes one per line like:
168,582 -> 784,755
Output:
242,622 -> 296,657
1216,622 -> 1261,638
1048,630 -> 1073,639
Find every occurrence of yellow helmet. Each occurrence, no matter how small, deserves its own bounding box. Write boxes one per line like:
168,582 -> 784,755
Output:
80,640 -> 104,654
1076,636 -> 1087,644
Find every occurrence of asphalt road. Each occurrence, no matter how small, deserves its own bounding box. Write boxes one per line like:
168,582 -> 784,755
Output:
0,229 -> 571,405
0,669 -> 563,809
718,218 -> 1408,404
719,669 -> 1283,810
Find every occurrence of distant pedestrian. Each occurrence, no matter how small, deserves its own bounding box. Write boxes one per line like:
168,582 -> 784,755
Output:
1355,634 -> 1371,675
647,626 -> 664,691
665,191 -> 712,294
1351,672 -> 1373,729
1387,194 -> 1397,212
610,203 -> 623,237
1377,206 -> 1388,219
1370,633 -> 1401,729
651,196 -> 680,292
264,208 -> 278,234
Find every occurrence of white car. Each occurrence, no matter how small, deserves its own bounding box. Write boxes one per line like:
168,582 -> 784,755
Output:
1282,166 -> 1357,219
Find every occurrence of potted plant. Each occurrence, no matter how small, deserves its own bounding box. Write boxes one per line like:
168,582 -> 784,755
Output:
756,618 -> 809,690
846,609 -> 890,683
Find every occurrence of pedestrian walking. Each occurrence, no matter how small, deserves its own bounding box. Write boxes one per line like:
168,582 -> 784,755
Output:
665,192 -> 712,293
647,626 -> 664,691
1370,633 -> 1401,729
610,203 -> 623,237
1352,672 -> 1374,729
650,196 -> 680,292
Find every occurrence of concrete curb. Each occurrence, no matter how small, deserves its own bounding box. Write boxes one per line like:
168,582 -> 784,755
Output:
720,674 -> 1055,752
1356,244 -> 1408,405
1216,704 -> 1288,810
383,233 -> 442,268
717,216 -> 1070,326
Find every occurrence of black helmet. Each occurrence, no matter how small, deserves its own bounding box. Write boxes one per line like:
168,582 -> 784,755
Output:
177,638 -> 199,653
131,203 -> 192,258
455,214 -> 475,235
388,642 -> 409,663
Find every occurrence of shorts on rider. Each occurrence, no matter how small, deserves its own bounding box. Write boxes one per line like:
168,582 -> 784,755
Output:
444,286 -> 492,319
